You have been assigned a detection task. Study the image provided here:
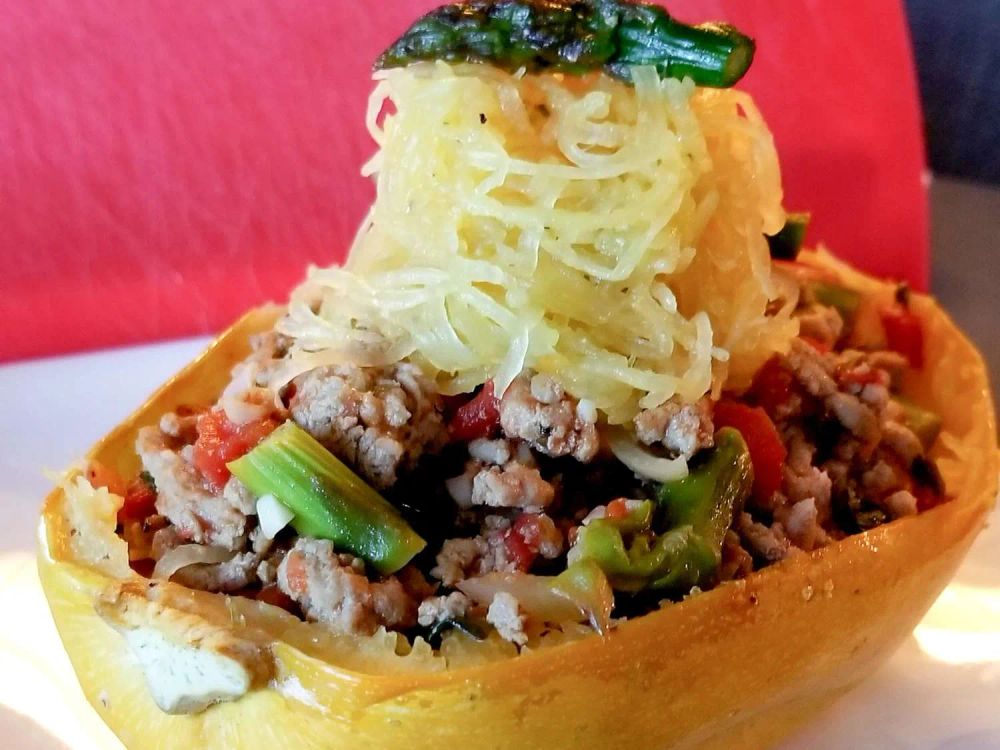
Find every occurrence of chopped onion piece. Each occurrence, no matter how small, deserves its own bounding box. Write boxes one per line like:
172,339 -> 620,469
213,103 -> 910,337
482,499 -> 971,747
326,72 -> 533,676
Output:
576,399 -> 598,424
607,427 -> 689,482
445,473 -> 474,509
153,545 -> 233,581
256,494 -> 295,539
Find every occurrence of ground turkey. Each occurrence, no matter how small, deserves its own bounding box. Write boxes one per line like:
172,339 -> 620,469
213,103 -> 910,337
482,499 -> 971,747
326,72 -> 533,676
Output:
633,397 -> 714,460
277,538 -> 417,636
136,415 -> 253,551
289,362 -> 446,489
499,374 -> 598,462
446,439 -> 556,511
431,513 -> 562,586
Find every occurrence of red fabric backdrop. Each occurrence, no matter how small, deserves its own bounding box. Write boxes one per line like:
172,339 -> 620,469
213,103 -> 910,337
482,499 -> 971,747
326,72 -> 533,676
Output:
0,1 -> 927,362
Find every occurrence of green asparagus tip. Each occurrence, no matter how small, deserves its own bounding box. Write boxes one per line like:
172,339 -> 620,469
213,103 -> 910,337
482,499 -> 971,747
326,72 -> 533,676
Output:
377,0 -> 755,88
228,421 -> 425,575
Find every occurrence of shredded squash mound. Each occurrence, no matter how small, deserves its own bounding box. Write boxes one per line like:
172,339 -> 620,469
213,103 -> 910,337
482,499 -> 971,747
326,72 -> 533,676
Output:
280,62 -> 797,422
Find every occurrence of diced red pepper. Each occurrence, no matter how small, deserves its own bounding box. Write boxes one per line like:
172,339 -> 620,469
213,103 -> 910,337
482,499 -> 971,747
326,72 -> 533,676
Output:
449,381 -> 501,442
117,475 -> 158,525
749,355 -> 797,418
880,306 -> 924,368
192,409 -> 281,490
503,513 -> 547,571
713,400 -> 787,505
605,498 -> 630,520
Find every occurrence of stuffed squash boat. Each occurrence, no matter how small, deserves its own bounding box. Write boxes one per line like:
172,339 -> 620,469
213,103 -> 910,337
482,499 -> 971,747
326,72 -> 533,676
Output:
38,1 -> 997,748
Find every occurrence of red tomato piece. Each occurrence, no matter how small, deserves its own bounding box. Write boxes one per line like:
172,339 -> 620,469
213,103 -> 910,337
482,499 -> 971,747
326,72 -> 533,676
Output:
192,409 -> 280,490
880,306 -> 924,368
503,513 -> 545,571
605,498 -> 630,520
713,400 -> 788,505
749,356 -> 797,418
449,381 -> 501,442
281,552 -> 309,596
117,476 -> 158,524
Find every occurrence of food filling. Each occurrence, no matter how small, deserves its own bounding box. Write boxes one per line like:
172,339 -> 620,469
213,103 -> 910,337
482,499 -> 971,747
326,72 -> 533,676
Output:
87,1 -> 947,651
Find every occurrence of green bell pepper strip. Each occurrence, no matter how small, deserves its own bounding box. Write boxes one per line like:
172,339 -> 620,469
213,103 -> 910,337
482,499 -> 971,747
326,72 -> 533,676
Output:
766,212 -> 810,260
227,422 -> 426,575
657,427 -> 753,553
569,507 -> 716,592
376,0 -> 755,88
570,429 -> 752,593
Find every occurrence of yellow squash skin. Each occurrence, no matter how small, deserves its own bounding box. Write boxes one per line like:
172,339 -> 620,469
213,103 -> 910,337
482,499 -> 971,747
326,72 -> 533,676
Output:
38,255 -> 998,750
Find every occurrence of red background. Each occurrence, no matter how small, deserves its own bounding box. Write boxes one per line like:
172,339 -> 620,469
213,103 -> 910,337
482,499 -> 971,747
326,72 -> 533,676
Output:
0,1 -> 927,362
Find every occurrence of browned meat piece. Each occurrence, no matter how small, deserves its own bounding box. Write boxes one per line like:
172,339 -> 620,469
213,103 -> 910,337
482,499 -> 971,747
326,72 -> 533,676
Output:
430,511 -> 563,587
719,529 -> 754,580
779,428 -> 833,527
289,362 -> 446,489
499,374 -> 598,462
486,591 -> 528,646
149,523 -> 274,594
417,592 -> 472,628
276,538 -> 417,636
431,515 -> 518,586
136,423 -> 252,551
883,489 -> 918,518
172,533 -> 274,593
880,420 -> 924,465
447,438 -> 556,511
737,512 -> 790,562
775,498 -> 829,551
634,396 -> 714,460
431,538 -> 491,587
826,391 -> 879,443
786,338 -> 838,398
861,459 -> 902,497
471,464 -> 555,510
795,304 -> 844,349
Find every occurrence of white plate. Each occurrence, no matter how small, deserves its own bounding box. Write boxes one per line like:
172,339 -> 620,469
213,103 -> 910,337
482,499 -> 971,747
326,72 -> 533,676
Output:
1,341 -> 997,750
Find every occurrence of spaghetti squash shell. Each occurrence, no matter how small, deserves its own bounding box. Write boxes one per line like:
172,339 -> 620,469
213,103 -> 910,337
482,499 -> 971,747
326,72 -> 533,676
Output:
38,254 -> 998,749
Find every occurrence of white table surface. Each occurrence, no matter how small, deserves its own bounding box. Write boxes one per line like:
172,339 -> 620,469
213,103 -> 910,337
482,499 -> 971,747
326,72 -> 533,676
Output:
1,176 -> 998,749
